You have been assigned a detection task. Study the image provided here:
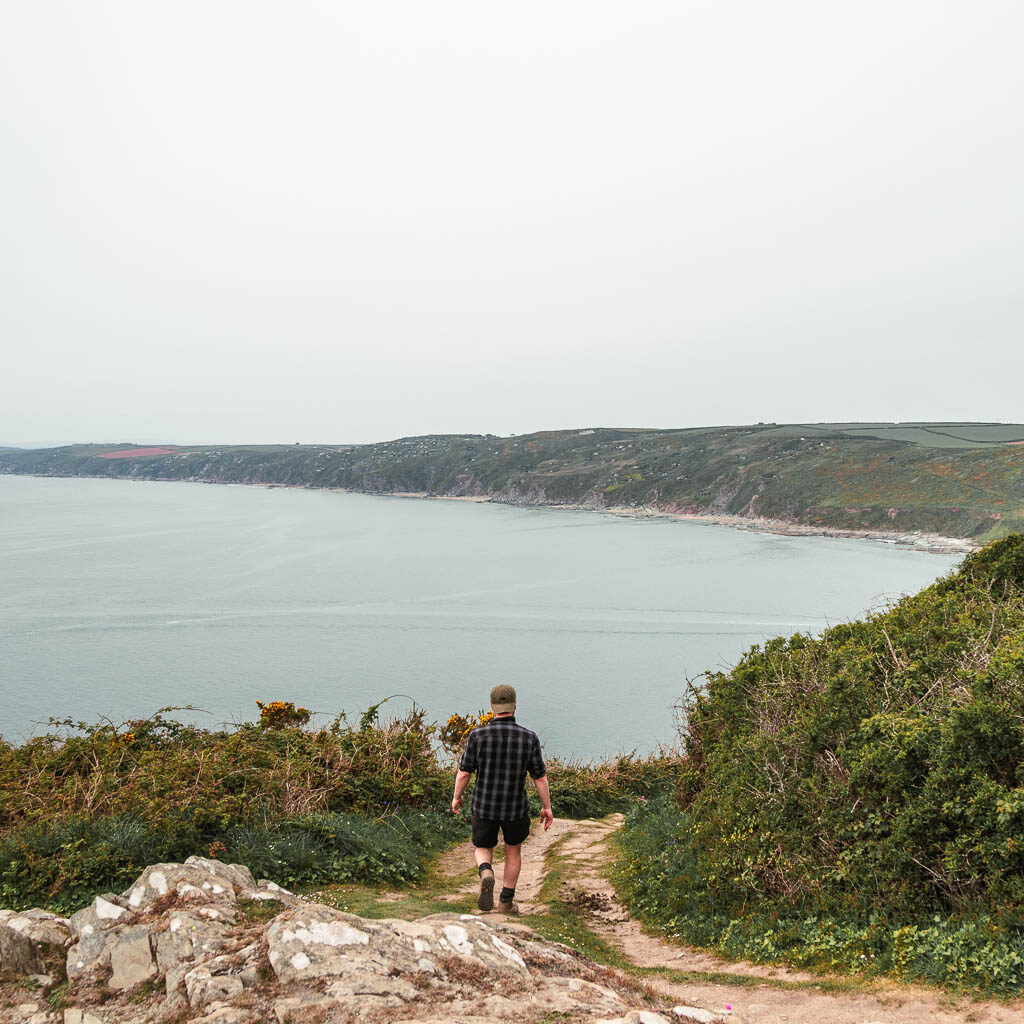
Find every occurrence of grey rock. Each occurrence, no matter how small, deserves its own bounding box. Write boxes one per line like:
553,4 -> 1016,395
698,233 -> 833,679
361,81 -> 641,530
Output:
69,896 -> 130,942
323,971 -> 419,1001
69,902 -> 230,985
183,963 -> 245,1007
151,909 -> 229,970
120,857 -> 254,914
66,925 -> 111,980
672,1008 -> 728,1024
152,927 -> 191,973
66,895 -> 139,981
63,1012 -> 108,1024
107,925 -> 156,990
273,997 -> 339,1024
597,1013 -> 676,1024
190,1006 -> 257,1024
238,965 -> 261,987
181,945 -> 253,1007
0,908 -> 71,976
165,963 -> 187,999
251,880 -> 304,907
11,858 -> 672,1024
540,976 -> 631,1016
266,906 -> 532,988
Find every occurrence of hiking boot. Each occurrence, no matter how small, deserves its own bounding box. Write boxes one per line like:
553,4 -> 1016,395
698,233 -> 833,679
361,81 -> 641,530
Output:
497,896 -> 519,915
477,867 -> 495,912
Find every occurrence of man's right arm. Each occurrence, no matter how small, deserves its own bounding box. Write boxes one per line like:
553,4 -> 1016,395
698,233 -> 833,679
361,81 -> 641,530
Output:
533,775 -> 553,831
453,732 -> 477,815
452,770 -> 471,815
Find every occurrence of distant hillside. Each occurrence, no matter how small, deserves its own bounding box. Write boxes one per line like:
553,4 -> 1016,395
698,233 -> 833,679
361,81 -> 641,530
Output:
3,422 -> 1024,543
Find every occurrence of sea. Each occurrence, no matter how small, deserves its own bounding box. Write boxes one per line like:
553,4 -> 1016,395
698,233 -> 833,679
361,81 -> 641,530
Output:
0,475 -> 961,758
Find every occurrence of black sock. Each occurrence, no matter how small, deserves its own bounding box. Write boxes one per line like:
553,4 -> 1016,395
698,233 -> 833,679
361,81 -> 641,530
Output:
500,887 -> 515,901
478,863 -> 492,876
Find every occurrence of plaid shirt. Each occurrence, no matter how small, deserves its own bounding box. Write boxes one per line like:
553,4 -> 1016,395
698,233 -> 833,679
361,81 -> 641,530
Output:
459,716 -> 546,820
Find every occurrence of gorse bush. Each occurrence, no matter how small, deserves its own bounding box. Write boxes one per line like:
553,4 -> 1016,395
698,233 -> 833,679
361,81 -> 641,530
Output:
0,699 -> 677,912
0,704 -> 463,912
616,534 -> 1024,994
256,700 -> 311,729
0,705 -> 448,834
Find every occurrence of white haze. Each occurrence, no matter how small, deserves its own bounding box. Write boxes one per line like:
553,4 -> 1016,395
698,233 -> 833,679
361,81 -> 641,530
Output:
2,0 -> 1022,447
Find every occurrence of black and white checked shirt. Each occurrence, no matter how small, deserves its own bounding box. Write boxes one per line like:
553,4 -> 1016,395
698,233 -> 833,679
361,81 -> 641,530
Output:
459,716 -> 546,820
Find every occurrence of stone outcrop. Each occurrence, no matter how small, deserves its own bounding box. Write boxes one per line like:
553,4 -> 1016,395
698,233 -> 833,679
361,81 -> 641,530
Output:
0,909 -> 70,977
0,857 -> 675,1024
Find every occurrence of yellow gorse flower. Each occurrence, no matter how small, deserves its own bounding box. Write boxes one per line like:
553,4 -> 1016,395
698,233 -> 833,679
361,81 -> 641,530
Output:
256,700 -> 311,729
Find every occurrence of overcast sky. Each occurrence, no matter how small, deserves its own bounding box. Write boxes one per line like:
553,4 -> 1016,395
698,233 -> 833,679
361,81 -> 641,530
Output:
2,1 -> 1022,447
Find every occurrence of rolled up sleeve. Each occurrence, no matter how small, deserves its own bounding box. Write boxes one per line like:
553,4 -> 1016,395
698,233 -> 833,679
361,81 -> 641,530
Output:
527,735 -> 546,779
459,732 -> 478,774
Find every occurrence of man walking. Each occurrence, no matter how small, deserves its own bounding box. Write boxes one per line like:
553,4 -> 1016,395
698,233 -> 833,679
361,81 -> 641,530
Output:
451,684 -> 553,913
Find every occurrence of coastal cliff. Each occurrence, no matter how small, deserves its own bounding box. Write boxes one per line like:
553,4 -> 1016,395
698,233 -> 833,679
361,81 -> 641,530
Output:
3,423 -> 1023,546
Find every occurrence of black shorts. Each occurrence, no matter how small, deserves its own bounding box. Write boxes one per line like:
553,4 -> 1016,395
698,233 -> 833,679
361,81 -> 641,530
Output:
471,813 -> 531,849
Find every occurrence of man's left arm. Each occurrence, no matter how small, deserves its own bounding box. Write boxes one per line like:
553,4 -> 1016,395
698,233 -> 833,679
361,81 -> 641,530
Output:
528,734 -> 553,831
533,774 -> 553,831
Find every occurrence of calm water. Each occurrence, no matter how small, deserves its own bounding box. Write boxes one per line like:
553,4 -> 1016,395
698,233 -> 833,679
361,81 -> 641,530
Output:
0,475 -> 960,757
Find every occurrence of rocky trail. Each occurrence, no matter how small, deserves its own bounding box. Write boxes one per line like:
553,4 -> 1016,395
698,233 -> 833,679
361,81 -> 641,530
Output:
437,814 -> 1024,1024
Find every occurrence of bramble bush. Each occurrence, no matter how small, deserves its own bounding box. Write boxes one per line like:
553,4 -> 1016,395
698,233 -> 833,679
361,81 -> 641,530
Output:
616,534 -> 1024,994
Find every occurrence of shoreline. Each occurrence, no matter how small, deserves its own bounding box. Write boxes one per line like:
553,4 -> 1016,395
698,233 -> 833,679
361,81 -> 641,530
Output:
360,488 -> 977,554
4,472 -> 978,554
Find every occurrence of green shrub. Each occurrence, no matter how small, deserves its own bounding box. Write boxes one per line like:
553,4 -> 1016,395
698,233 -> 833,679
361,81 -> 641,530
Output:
541,754 -> 683,819
0,808 -> 467,915
617,535 -> 1024,994
615,796 -> 1024,994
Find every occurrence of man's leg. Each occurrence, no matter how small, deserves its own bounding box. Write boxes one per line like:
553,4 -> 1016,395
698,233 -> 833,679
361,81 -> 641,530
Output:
499,843 -> 522,913
501,843 -> 522,889
471,817 -> 500,911
475,846 -> 496,911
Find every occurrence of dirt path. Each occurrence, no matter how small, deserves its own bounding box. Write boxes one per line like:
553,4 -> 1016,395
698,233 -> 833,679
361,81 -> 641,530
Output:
442,815 -> 1024,1024
435,814 -> 577,914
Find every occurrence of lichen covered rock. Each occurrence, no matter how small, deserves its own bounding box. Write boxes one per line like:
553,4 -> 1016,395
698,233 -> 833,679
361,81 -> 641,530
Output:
0,908 -> 70,977
1,857 -> 651,1024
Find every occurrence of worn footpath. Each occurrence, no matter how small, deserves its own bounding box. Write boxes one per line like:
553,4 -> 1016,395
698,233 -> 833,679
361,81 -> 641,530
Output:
441,814 -> 1024,1024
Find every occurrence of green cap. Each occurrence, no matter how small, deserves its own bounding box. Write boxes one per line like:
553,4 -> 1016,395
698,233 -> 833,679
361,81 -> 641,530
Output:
489,684 -> 517,713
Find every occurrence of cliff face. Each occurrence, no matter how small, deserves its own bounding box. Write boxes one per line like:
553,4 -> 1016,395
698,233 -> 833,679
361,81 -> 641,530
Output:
3,423 -> 1024,542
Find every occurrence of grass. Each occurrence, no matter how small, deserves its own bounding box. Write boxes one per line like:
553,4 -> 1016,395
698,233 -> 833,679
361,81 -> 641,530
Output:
236,897 -> 289,923
307,875 -> 476,921
527,833 -> 631,970
635,965 -> 884,996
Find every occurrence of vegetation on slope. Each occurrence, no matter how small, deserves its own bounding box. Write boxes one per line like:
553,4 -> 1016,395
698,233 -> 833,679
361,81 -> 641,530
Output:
616,534 -> 1024,994
0,701 -> 676,914
3,422 -> 1024,541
